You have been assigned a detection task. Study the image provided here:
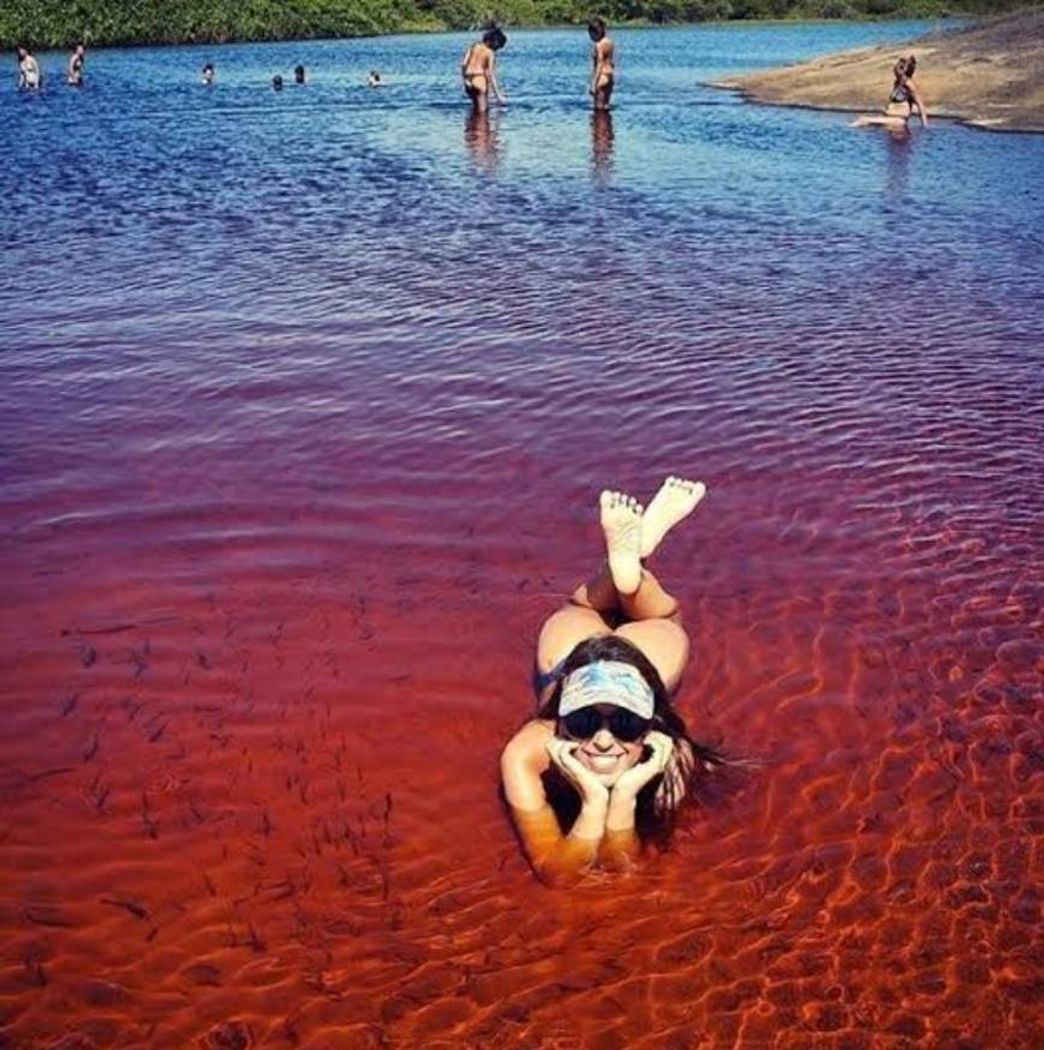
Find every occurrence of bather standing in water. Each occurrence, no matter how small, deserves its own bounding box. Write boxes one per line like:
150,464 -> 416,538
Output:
588,17 -> 615,111
461,27 -> 506,114
67,44 -> 85,86
294,64 -> 306,85
501,477 -> 727,887
17,47 -> 41,90
201,62 -> 216,86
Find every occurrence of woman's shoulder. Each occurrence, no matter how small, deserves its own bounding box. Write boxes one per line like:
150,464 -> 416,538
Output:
501,720 -> 554,808
502,719 -> 553,759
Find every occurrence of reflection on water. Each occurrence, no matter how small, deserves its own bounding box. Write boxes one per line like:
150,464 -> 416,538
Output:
464,108 -> 499,172
590,108 -> 614,183
885,125 -> 914,194
2,21 -> 1043,1050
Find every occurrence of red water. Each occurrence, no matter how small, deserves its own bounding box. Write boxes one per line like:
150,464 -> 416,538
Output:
3,334 -> 1041,1048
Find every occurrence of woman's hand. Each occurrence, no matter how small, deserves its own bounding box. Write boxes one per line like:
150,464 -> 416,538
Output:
545,738 -> 609,808
612,731 -> 675,801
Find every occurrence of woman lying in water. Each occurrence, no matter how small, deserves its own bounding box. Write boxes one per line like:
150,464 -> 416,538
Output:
501,477 -> 726,887
853,55 -> 929,131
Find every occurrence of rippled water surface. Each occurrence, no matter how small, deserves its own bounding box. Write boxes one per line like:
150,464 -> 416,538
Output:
2,21 -> 1043,1049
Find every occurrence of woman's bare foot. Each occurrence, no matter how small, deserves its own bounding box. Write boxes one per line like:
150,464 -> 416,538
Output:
600,490 -> 644,596
640,476 -> 707,559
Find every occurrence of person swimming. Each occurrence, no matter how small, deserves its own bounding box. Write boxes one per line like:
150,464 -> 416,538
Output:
588,17 -> 615,112
461,26 -> 507,114
501,477 -> 727,887
201,62 -> 215,86
853,55 -> 929,131
17,47 -> 41,90
67,44 -> 85,87
272,74 -> 284,91
294,64 -> 306,85
367,70 -> 382,88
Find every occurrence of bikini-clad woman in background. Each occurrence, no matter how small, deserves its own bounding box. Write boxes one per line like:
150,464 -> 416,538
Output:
67,44 -> 86,86
588,17 -> 615,112
501,477 -> 728,887
17,47 -> 41,90
853,56 -> 929,131
461,27 -> 507,114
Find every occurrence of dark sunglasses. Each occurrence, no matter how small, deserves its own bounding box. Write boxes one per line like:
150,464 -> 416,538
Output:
559,707 -> 652,743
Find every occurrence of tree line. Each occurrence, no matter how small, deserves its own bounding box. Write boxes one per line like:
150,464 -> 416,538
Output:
1,0 -> 1035,50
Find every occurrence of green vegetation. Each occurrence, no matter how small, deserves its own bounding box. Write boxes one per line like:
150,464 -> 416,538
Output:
1,0 -> 1037,49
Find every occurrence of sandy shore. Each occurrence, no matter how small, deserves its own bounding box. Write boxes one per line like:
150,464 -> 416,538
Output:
714,12 -> 1044,132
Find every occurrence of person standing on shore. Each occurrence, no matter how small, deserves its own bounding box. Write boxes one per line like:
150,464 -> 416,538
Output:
461,26 -> 507,114
67,43 -> 86,86
17,47 -> 41,90
588,17 -> 615,112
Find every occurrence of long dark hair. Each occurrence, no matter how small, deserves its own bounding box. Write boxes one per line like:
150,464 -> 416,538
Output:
537,635 -> 726,849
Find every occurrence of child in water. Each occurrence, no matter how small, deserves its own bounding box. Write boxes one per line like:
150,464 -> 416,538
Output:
588,17 -> 615,111
501,477 -> 727,887
201,62 -> 215,86
461,27 -> 507,114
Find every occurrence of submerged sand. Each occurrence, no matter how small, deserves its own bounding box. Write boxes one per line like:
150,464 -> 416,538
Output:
715,11 -> 1044,132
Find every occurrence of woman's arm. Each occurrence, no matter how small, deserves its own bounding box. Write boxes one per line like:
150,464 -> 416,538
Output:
908,82 -> 929,127
488,53 -> 505,103
501,722 -> 607,887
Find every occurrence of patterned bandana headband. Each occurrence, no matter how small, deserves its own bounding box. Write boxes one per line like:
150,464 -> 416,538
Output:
558,661 -> 655,720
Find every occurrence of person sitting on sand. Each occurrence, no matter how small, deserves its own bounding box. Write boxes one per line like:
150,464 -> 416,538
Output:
294,64 -> 306,85
853,56 -> 928,131
461,26 -> 507,114
17,47 -> 41,90
201,62 -> 215,86
588,17 -> 615,112
67,44 -> 85,87
501,477 -> 726,887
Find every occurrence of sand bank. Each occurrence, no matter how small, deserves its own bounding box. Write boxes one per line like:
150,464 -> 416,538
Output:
714,12 -> 1044,132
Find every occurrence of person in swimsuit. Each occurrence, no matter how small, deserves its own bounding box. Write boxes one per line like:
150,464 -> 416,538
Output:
201,62 -> 216,86
67,44 -> 85,87
853,56 -> 928,131
588,17 -> 615,112
17,47 -> 41,90
294,65 -> 306,85
368,70 -> 382,88
501,477 -> 727,887
461,27 -> 506,114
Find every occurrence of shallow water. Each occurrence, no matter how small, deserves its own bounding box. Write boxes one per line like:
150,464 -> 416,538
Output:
2,20 -> 1043,1049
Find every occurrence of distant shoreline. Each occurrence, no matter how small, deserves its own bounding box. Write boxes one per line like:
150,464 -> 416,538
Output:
0,11 -> 994,53
712,11 -> 1044,133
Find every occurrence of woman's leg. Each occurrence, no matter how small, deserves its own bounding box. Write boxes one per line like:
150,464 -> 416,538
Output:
539,479 -> 705,695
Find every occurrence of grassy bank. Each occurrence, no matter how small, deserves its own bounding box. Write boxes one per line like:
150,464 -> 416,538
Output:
1,0 -> 1037,50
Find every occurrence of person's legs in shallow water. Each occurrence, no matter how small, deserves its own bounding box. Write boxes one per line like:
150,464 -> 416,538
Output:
536,479 -> 707,700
